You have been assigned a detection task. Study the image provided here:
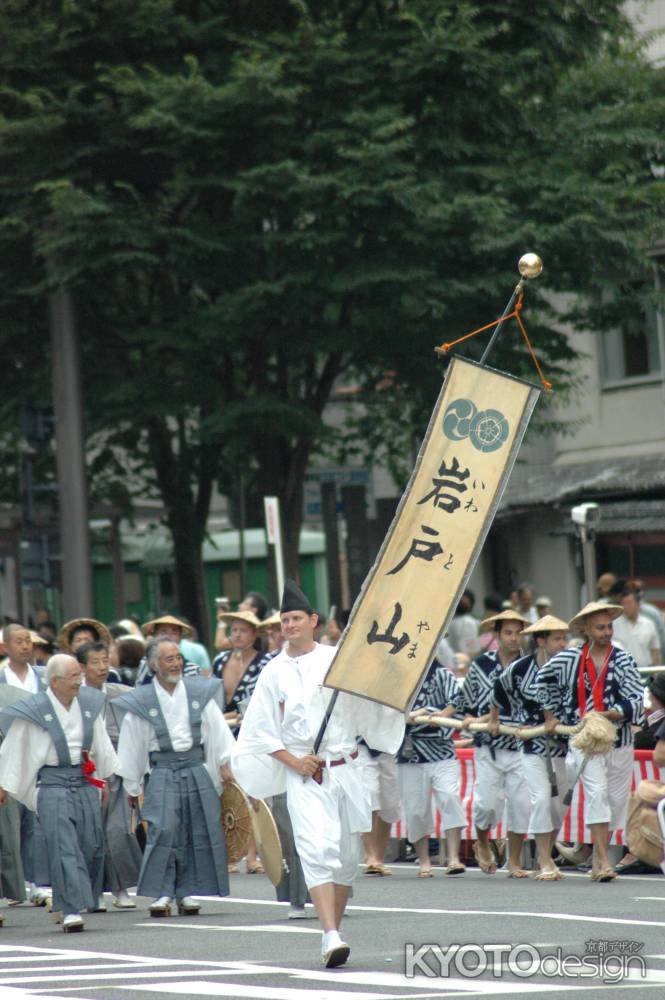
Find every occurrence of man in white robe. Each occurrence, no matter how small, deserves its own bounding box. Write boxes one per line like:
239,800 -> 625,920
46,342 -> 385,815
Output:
115,638 -> 235,916
0,654 -> 118,932
233,580 -> 405,969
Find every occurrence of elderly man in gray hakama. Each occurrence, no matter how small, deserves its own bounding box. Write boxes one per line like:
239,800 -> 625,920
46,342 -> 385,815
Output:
77,640 -> 143,909
114,638 -> 234,917
0,655 -> 118,931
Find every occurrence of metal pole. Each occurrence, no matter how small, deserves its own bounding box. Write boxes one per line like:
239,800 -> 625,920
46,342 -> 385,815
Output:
479,282 -> 523,366
238,473 -> 247,597
50,288 -> 94,618
263,496 -> 285,601
110,516 -> 126,618
580,526 -> 598,606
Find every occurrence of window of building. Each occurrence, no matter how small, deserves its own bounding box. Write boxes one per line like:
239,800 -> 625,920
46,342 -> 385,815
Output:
597,532 -> 665,608
600,265 -> 664,386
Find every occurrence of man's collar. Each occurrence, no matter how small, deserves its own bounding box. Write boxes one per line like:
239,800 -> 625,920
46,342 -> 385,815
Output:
286,641 -> 316,658
7,660 -> 30,675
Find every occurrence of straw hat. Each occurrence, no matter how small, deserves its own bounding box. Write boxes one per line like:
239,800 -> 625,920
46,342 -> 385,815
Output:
30,631 -> 49,646
521,614 -> 569,635
257,611 -> 282,631
568,601 -> 623,634
218,610 -> 261,630
142,614 -> 193,638
535,595 -> 552,608
58,618 -> 113,652
479,610 -> 530,632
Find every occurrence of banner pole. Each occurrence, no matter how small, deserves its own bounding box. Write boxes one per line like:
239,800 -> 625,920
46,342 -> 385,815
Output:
478,281 -> 523,366
313,253 -> 543,756
479,252 -> 543,365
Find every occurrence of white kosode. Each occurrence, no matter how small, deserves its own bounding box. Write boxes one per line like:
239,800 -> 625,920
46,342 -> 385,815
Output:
116,678 -> 234,796
0,687 -> 118,811
2,663 -> 42,693
234,642 -> 403,810
233,642 -> 405,888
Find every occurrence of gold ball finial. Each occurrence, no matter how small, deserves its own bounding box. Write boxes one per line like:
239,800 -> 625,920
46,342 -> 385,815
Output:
518,253 -> 543,279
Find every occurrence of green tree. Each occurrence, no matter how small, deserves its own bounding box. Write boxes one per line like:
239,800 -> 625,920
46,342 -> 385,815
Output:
0,1 -> 663,638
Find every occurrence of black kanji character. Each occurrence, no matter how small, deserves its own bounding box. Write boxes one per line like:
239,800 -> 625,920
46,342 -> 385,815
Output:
388,525 -> 443,576
418,456 -> 470,513
367,602 -> 410,655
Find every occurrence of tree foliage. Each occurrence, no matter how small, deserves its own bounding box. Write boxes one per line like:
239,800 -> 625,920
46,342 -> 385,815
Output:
0,0 -> 664,634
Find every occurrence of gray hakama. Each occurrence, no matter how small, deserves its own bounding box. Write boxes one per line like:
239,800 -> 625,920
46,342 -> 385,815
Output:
0,683 -> 48,900
272,792 -> 308,907
0,687 -> 107,916
37,766 -> 104,915
100,685 -> 142,894
102,774 -> 143,893
0,798 -> 25,902
114,678 -> 229,901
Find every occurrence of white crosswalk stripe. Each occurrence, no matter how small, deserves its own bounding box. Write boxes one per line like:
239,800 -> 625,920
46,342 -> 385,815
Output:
1,943 -> 665,999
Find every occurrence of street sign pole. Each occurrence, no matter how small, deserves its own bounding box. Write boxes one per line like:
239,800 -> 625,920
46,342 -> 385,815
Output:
264,496 -> 285,602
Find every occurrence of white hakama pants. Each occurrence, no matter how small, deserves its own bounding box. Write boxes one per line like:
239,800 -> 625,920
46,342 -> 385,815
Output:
566,744 -> 633,831
285,763 -> 367,890
398,759 -> 465,843
521,754 -> 570,835
357,746 -> 401,824
473,746 -> 530,834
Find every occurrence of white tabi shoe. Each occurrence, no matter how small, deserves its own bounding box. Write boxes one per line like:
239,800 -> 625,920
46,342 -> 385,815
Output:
112,890 -> 136,909
62,913 -> 84,934
321,930 -> 350,968
149,896 -> 172,918
288,905 -> 307,919
176,896 -> 200,916
29,886 -> 51,907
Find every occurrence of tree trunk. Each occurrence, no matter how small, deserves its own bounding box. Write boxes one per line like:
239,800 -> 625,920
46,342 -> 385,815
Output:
146,415 -> 214,648
169,512 -> 211,648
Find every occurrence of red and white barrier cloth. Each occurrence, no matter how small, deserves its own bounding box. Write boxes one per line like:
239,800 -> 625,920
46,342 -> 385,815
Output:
391,748 -> 662,846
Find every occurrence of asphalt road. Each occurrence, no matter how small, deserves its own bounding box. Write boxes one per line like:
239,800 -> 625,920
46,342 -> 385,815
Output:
2,862 -> 665,1000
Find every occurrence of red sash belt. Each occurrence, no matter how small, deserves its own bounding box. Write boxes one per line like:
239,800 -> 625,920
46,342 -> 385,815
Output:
577,642 -> 612,715
312,748 -> 359,785
82,750 -> 106,789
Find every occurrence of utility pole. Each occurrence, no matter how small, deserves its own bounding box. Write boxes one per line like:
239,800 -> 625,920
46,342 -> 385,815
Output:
50,289 -> 94,617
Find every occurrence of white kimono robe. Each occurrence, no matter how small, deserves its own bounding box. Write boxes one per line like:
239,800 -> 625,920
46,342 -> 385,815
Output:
233,642 -> 405,888
116,679 -> 234,796
0,688 -> 118,812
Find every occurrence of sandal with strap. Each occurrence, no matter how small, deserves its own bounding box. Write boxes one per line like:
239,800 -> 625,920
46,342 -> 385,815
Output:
590,867 -> 617,882
417,868 -> 434,878
473,842 -> 497,874
365,863 -> 393,876
534,868 -> 563,881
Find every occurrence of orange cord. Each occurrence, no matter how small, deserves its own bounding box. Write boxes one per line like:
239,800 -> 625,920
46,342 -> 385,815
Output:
437,292 -> 552,392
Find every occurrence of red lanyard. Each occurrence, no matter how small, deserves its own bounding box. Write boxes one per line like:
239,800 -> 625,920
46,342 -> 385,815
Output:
577,642 -> 612,714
